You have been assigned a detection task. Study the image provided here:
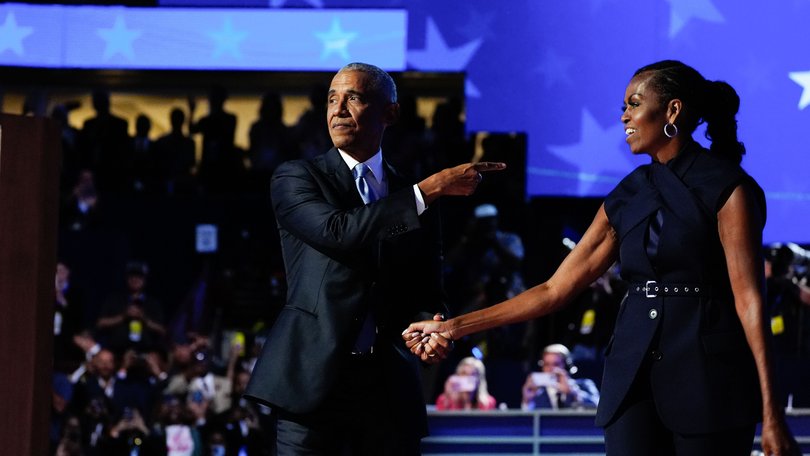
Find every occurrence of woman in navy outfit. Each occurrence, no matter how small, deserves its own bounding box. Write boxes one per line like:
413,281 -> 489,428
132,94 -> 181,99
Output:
404,60 -> 799,455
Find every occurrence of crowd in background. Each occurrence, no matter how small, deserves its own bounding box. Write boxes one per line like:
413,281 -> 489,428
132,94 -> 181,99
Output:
38,82 -> 810,455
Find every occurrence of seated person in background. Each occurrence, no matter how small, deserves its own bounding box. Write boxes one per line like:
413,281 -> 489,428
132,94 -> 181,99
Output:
436,356 -> 497,411
521,344 -> 599,410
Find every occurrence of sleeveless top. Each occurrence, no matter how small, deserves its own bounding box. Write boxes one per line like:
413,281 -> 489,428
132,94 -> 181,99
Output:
595,141 -> 765,433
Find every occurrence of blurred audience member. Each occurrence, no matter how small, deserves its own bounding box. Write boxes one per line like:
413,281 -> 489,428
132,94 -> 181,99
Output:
766,244 -> 810,408
249,91 -> 296,180
189,84 -> 239,193
69,349 -> 125,423
101,407 -> 159,455
78,88 -> 131,193
54,261 -> 86,371
766,244 -> 810,356
429,96 -> 468,168
560,263 -> 624,380
521,344 -> 599,410
382,92 -> 432,179
51,372 -> 76,453
435,357 -> 497,411
96,261 -> 166,355
445,204 -> 527,358
155,107 -> 197,196
164,341 -> 239,421
150,394 -> 205,454
292,84 -> 331,160
50,101 -> 82,197
130,113 -> 157,193
54,415 -> 84,456
60,169 -> 101,232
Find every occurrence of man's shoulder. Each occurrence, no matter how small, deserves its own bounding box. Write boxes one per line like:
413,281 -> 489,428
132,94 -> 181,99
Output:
275,150 -> 335,175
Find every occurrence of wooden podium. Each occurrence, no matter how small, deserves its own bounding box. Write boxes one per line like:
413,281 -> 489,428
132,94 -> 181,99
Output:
0,114 -> 60,455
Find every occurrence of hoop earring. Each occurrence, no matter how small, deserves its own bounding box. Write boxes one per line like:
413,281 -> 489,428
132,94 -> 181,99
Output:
664,122 -> 678,138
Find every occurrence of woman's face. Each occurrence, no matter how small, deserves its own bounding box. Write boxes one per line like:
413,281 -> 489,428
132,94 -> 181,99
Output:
457,363 -> 480,380
621,73 -> 670,156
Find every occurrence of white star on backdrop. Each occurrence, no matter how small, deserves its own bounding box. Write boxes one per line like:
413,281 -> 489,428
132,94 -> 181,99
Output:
408,17 -> 482,71
788,71 -> 810,109
97,16 -> 141,60
315,18 -> 358,61
666,0 -> 724,38
208,18 -> 248,59
534,48 -> 574,89
546,109 -> 635,194
0,12 -> 33,56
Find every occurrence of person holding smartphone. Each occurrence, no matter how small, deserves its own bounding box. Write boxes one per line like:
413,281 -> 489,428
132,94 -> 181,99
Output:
435,357 -> 497,411
521,344 -> 599,410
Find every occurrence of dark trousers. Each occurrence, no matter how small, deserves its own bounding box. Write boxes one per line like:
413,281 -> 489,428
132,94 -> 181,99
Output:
275,355 -> 421,456
604,361 -> 755,456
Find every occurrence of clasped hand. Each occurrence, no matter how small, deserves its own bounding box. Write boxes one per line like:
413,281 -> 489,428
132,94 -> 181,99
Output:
402,314 -> 454,364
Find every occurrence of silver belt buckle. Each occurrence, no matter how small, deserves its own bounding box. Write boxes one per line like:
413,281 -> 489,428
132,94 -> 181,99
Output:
645,280 -> 658,298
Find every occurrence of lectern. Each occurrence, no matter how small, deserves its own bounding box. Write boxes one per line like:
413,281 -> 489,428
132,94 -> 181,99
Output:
0,114 -> 60,455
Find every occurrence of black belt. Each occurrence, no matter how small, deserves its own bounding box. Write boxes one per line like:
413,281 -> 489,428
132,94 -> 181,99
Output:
628,280 -> 711,298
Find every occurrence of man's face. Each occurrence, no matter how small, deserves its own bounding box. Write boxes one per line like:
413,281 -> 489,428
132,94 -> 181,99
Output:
327,70 -> 395,160
127,274 -> 145,293
93,350 -> 116,379
542,353 -> 566,373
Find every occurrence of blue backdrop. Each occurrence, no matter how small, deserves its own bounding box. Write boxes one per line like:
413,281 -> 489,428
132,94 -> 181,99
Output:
2,0 -> 809,242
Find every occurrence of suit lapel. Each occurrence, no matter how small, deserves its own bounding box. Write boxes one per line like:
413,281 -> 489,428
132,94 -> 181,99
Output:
324,148 -> 365,207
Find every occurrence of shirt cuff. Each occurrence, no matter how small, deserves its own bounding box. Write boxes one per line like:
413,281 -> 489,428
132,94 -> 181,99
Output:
413,184 -> 427,215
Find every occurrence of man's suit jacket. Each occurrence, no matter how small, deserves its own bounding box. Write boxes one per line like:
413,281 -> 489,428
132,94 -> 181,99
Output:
244,148 -> 445,438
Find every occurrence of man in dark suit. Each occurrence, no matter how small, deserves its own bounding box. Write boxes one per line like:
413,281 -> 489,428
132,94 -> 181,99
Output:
243,62 -> 504,455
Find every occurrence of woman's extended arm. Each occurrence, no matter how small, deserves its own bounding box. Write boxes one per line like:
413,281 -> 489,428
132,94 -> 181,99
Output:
718,184 -> 798,455
404,204 -> 619,357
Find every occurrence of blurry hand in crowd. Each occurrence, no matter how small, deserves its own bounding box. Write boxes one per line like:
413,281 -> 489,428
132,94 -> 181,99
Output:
187,95 -> 197,115
125,304 -> 145,320
72,331 -> 97,353
143,352 -> 165,378
522,376 -> 540,406
110,408 -> 149,439
55,262 -> 70,306
187,390 -> 210,421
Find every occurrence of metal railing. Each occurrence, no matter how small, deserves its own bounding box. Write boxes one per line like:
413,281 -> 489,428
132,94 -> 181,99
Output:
423,409 -> 810,455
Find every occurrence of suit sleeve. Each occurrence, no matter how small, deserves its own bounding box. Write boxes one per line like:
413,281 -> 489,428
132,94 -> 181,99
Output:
270,160 -> 422,258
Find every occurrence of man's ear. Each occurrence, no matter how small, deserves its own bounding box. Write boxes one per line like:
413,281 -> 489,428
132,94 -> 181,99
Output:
667,98 -> 682,124
384,102 -> 400,126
